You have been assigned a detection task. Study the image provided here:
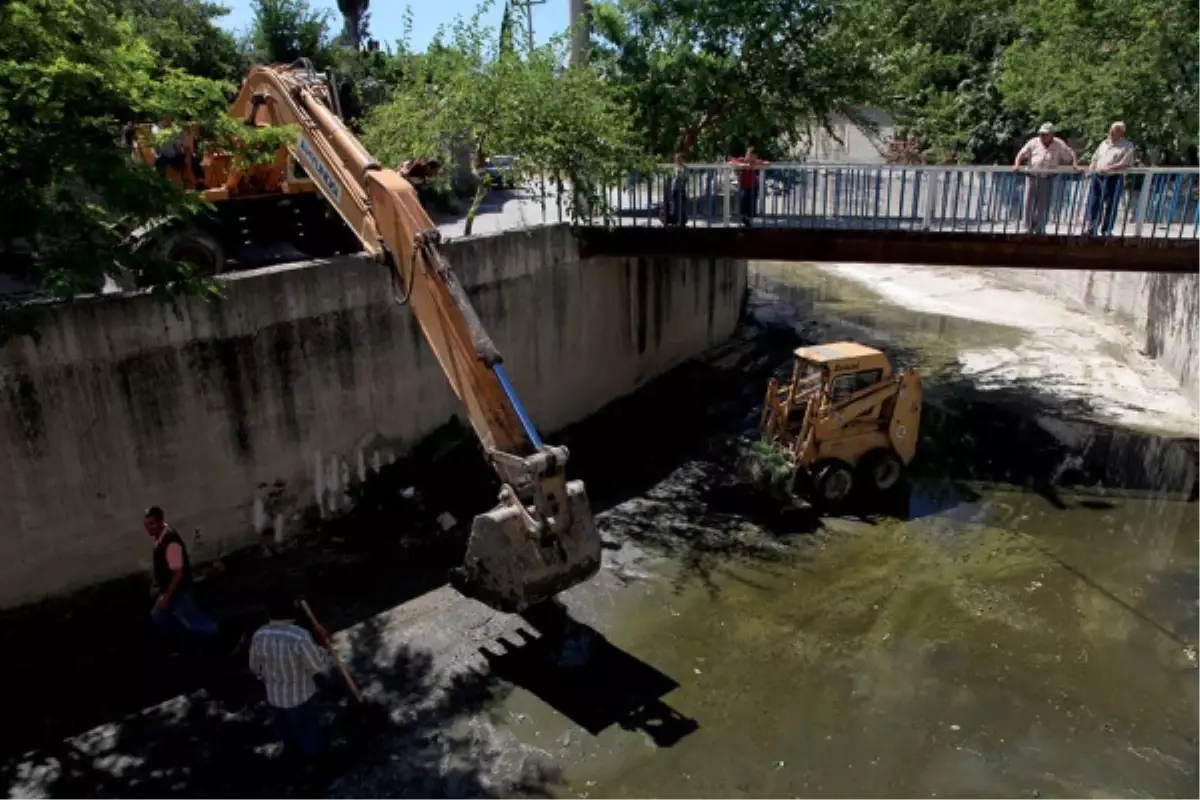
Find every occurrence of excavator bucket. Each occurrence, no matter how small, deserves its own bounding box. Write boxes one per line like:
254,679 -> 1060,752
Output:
452,480 -> 602,613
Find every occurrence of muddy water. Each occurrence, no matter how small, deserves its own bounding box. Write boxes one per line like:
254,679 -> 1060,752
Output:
486,263 -> 1198,799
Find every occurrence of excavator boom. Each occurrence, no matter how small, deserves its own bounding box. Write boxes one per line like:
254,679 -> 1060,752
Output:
232,60 -> 600,612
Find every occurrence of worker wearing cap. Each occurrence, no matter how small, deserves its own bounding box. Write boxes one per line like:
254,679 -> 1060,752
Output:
1085,122 -> 1137,237
1014,123 -> 1078,234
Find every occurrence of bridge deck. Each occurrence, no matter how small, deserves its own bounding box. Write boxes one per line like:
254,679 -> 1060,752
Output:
575,225 -> 1199,273
448,164 -> 1198,271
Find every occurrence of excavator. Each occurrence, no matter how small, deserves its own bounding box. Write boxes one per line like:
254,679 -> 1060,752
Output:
202,59 -> 601,613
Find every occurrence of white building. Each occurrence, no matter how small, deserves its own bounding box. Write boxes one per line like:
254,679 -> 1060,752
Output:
790,108 -> 895,164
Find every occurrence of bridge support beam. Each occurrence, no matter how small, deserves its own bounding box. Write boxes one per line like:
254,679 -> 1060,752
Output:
575,227 -> 1199,274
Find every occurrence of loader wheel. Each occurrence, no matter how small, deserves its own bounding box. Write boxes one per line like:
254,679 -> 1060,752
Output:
814,461 -> 854,507
862,450 -> 905,493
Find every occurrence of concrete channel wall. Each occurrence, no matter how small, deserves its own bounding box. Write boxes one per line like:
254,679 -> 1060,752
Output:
997,270 -> 1199,409
0,225 -> 747,608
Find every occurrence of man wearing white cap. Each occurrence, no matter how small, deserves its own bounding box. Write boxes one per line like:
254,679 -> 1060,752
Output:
1014,122 -> 1078,233
1085,122 -> 1137,236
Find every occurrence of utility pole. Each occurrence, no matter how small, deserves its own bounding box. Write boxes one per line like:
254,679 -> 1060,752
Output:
509,0 -> 547,56
568,0 -> 591,67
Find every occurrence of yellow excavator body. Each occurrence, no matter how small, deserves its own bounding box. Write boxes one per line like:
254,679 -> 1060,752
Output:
187,60 -> 602,613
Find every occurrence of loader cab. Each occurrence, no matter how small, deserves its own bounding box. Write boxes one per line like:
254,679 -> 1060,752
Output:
793,342 -> 892,405
760,340 -> 922,508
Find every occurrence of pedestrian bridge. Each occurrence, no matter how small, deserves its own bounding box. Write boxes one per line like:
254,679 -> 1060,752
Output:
569,164 -> 1199,273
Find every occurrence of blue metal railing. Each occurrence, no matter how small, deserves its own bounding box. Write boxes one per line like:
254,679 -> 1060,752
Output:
584,164 -> 1200,240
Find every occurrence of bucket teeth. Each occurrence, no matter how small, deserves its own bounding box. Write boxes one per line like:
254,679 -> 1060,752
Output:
454,480 -> 601,613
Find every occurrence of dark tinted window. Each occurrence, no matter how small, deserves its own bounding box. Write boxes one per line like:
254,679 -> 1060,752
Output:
830,369 -> 883,402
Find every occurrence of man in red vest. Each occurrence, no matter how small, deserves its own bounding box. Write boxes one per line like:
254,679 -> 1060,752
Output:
145,506 -> 218,641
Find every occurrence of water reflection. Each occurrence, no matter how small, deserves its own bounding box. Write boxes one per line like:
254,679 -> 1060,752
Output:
571,263 -> 1197,797
500,262 -> 1198,799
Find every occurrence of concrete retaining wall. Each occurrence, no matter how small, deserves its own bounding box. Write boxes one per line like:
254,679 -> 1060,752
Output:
0,225 -> 747,608
996,270 -> 1199,409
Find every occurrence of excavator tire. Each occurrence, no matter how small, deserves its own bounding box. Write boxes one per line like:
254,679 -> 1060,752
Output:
164,229 -> 226,276
861,449 -> 905,493
813,460 -> 854,508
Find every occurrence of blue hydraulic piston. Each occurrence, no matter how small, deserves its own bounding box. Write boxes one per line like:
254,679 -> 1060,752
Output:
493,364 -> 544,450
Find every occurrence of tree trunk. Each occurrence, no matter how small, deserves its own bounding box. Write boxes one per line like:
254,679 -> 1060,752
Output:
676,99 -> 732,159
464,131 -> 491,236
464,180 -> 488,236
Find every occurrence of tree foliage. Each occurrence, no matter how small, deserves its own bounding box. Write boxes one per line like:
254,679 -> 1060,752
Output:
336,0 -> 371,49
121,0 -> 247,82
857,0 -> 1198,163
0,0 -> 232,323
854,0 -> 1032,163
591,0 -> 880,160
247,0 -> 335,67
1001,0 -> 1198,163
362,6 -> 648,230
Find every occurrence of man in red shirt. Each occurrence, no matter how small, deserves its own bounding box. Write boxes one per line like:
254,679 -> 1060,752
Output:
729,146 -> 770,226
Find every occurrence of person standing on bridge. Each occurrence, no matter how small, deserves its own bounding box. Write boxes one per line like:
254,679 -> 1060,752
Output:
730,147 -> 770,226
661,152 -> 689,227
1014,123 -> 1078,234
1084,122 -> 1137,237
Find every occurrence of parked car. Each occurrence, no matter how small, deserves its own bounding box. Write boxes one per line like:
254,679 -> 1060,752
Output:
482,155 -> 520,190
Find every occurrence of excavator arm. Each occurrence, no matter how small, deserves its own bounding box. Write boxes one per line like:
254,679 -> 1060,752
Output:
230,60 -> 601,612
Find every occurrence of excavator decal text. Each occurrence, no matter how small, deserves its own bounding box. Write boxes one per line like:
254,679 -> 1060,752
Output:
296,134 -> 342,203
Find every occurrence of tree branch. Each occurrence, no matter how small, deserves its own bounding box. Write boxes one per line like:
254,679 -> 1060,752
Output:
677,97 -> 733,158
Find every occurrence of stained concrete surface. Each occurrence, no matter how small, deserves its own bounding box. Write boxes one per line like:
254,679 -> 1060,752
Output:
0,224 -> 745,608
3,262 -> 1197,798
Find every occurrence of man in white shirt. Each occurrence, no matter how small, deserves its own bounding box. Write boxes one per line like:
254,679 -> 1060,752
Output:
249,587 -> 332,760
1014,122 -> 1078,234
1085,122 -> 1137,236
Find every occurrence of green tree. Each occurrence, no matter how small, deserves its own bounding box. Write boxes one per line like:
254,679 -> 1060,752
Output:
362,5 -> 646,232
1001,0 -> 1199,163
590,0 -> 879,160
121,0 -> 247,82
0,0 -> 231,334
247,0 -> 334,67
336,0 -> 370,49
853,0 -> 1033,163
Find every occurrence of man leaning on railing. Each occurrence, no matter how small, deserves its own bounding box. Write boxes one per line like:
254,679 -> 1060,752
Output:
1013,122 -> 1079,234
729,147 -> 770,227
1084,122 -> 1137,237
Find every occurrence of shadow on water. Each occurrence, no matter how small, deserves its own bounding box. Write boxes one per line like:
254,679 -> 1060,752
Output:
479,600 -> 699,748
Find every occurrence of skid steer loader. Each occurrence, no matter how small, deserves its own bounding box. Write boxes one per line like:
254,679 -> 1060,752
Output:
758,341 -> 923,506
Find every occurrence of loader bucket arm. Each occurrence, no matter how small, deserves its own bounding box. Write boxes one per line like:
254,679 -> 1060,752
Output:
230,62 -> 600,612
888,370 -> 923,465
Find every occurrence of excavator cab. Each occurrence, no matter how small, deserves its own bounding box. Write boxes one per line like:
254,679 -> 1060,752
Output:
759,341 -> 922,507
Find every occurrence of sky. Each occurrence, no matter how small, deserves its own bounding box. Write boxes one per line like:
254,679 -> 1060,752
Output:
215,0 -> 571,52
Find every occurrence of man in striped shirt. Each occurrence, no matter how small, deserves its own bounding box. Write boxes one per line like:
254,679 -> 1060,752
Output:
249,587 -> 332,758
